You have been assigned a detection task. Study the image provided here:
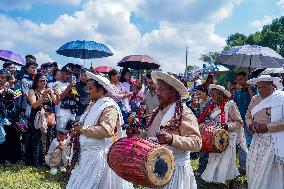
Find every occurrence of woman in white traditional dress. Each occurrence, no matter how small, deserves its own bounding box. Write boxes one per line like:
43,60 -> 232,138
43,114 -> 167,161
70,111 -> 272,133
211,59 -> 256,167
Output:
201,84 -> 244,187
128,71 -> 202,189
66,72 -> 133,189
245,75 -> 284,189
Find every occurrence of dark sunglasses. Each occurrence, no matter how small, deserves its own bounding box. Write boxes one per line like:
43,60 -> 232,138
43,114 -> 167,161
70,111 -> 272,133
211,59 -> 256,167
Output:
39,80 -> 47,83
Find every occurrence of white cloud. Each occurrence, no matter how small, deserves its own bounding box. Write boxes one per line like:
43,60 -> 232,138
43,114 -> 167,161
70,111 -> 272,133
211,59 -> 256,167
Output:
250,15 -> 274,31
0,0 -> 83,11
41,0 -> 83,6
0,0 -> 241,73
277,0 -> 284,9
135,0 -> 243,24
34,52 -> 54,65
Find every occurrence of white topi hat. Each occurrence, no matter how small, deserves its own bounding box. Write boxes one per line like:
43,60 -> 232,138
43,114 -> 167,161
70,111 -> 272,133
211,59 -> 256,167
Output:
86,71 -> 113,92
247,75 -> 283,90
151,71 -> 189,99
209,84 -> 231,98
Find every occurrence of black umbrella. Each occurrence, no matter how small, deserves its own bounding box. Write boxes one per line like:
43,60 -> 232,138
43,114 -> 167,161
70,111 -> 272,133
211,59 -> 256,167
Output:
118,55 -> 160,70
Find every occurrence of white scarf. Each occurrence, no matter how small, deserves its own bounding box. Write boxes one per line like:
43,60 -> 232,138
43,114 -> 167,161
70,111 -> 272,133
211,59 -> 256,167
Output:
160,103 -> 176,125
148,103 -> 176,142
251,90 -> 284,162
80,97 -> 123,148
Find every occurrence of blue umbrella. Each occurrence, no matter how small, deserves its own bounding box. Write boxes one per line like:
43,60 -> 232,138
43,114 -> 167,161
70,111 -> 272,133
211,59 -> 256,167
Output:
200,63 -> 229,74
217,45 -> 284,68
56,40 -> 113,59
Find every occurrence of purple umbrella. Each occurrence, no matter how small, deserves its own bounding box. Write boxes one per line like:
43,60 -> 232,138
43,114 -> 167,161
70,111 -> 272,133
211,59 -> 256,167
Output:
0,50 -> 26,66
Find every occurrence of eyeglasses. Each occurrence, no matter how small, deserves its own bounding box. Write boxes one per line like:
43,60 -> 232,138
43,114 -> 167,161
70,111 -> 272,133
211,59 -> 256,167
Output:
39,80 -> 47,83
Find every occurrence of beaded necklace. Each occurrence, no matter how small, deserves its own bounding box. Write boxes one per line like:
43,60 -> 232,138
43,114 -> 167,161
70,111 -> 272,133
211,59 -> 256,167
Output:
146,99 -> 183,131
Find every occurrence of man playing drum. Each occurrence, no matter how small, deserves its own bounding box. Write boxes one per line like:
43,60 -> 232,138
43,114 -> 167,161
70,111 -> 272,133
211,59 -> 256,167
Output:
200,84 -> 245,187
66,72 -> 133,189
129,71 -> 202,189
246,75 -> 284,189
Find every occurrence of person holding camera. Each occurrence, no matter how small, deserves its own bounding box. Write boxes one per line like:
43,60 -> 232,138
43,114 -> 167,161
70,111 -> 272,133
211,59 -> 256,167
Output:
28,73 -> 60,167
55,65 -> 77,131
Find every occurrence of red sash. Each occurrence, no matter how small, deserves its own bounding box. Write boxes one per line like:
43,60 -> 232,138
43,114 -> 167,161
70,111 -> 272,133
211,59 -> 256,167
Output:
198,98 -> 229,126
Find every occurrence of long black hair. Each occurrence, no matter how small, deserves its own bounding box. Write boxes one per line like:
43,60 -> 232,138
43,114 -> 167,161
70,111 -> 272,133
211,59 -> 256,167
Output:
31,73 -> 47,90
53,69 -> 61,81
108,69 -> 119,80
120,68 -> 130,83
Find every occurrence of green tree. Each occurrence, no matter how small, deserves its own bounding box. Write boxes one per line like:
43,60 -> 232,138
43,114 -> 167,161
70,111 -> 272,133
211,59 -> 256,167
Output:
226,33 -> 247,47
246,32 -> 262,45
199,52 -> 220,63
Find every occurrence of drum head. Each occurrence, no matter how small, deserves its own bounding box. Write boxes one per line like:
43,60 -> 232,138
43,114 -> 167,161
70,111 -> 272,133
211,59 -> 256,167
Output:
145,146 -> 175,187
213,130 -> 229,152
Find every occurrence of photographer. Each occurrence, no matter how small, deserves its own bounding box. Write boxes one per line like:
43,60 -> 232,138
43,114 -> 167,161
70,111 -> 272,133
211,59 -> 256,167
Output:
28,73 -> 60,167
56,65 -> 77,131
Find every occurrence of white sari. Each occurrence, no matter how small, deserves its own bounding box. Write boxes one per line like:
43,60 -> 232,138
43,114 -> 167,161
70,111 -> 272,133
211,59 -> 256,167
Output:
66,97 -> 133,189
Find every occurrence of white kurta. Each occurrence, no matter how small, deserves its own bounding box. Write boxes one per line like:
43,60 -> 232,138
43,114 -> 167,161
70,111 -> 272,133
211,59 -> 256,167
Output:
44,138 -> 72,167
201,132 -> 238,183
145,103 -> 197,189
247,133 -> 284,189
66,97 -> 133,189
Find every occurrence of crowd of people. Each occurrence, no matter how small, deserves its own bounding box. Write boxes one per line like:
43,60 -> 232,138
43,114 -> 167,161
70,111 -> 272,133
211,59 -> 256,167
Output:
0,55 -> 284,189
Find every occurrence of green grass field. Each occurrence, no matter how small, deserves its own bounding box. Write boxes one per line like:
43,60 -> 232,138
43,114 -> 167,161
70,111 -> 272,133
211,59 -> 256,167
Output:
0,160 -> 247,189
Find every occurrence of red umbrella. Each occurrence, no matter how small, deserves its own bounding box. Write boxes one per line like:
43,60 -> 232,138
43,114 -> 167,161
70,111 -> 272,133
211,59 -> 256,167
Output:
117,55 -> 160,70
94,65 -> 114,73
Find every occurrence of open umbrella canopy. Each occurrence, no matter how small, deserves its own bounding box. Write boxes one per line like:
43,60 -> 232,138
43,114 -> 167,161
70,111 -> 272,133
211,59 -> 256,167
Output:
117,55 -> 160,70
260,67 -> 284,75
0,50 -> 26,66
217,45 -> 284,69
56,40 -> 113,59
94,65 -> 114,73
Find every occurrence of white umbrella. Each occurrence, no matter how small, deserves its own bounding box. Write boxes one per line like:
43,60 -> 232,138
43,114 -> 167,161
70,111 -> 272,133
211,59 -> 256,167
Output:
217,45 -> 284,69
260,68 -> 284,75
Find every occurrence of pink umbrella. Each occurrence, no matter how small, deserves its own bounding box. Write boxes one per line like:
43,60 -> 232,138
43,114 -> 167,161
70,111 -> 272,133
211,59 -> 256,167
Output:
94,66 -> 114,73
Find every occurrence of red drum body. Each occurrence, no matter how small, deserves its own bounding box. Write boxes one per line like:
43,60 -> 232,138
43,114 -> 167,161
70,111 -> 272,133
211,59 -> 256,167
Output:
107,137 -> 175,187
200,122 -> 229,153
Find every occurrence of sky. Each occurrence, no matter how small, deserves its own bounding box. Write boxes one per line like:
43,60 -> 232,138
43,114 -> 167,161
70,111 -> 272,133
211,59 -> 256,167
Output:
0,0 -> 283,73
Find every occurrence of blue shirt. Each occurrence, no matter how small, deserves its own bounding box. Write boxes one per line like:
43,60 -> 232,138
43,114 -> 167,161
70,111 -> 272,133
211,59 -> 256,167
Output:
233,86 -> 258,123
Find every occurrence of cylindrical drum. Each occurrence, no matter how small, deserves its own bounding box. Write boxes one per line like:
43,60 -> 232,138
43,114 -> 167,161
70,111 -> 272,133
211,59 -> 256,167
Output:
107,136 -> 175,187
200,122 -> 229,153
